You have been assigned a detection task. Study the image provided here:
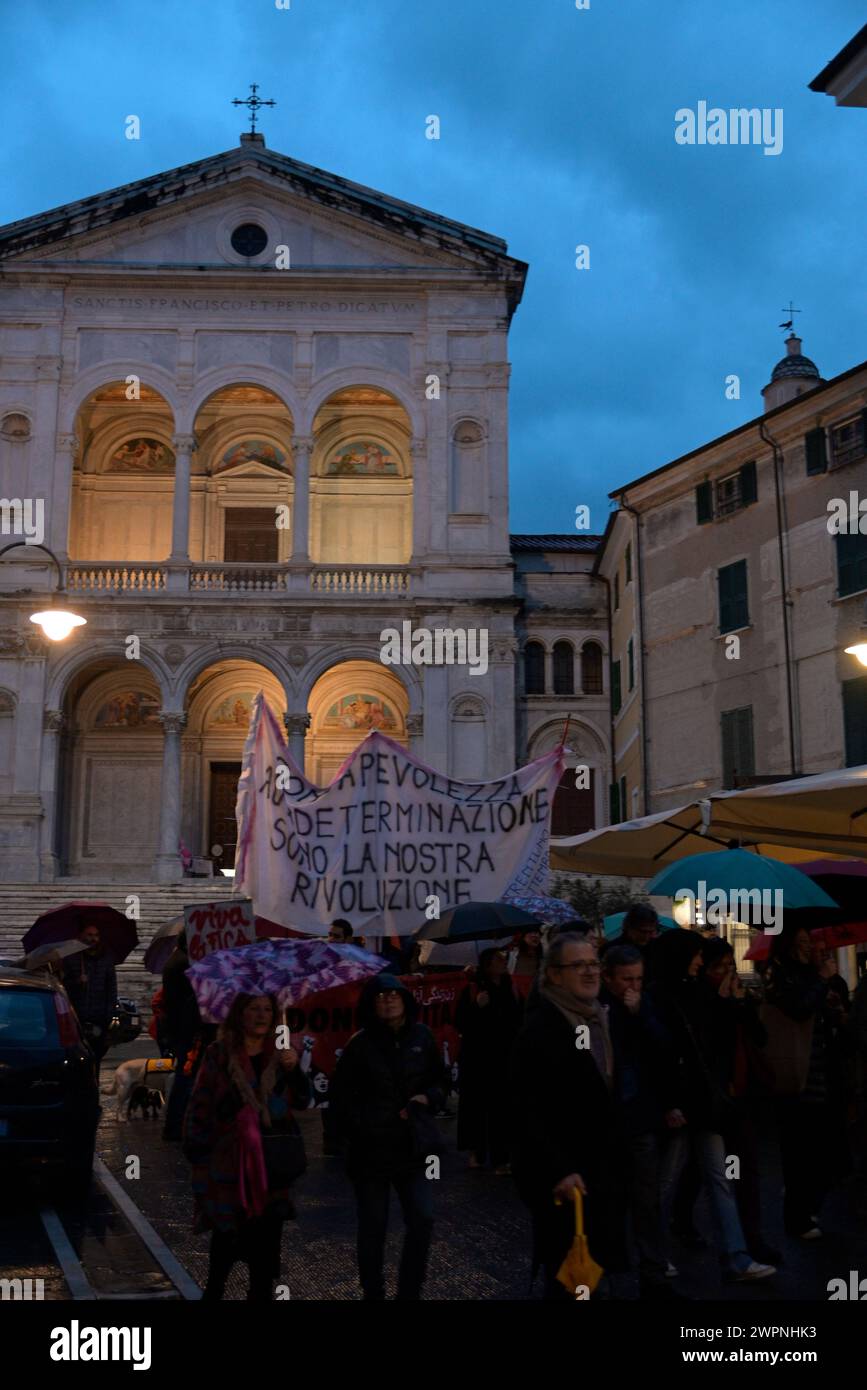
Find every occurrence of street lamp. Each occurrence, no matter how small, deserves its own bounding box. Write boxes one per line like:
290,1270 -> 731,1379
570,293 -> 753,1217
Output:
0,541 -> 86,641
844,598 -> 867,667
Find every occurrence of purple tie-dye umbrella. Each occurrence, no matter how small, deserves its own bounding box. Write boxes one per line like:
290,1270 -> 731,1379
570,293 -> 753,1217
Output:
501,894 -> 583,926
185,938 -> 388,1023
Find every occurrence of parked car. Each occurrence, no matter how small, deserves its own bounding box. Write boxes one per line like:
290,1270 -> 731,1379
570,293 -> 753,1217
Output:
0,965 -> 100,1195
108,995 -> 142,1049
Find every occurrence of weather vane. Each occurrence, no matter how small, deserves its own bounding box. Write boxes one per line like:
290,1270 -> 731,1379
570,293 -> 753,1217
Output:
232,82 -> 276,135
779,301 -> 802,334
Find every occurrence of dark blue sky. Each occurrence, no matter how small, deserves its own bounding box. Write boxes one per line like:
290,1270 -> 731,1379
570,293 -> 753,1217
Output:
1,1 -> 863,533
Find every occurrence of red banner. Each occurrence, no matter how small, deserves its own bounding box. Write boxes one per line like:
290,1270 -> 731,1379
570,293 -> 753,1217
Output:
283,970 -> 532,1106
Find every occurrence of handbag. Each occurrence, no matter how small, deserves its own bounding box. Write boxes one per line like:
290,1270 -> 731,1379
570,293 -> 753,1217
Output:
260,1113 -> 307,1188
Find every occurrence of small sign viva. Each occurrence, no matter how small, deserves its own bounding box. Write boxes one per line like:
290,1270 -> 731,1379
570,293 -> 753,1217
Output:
184,897 -> 255,962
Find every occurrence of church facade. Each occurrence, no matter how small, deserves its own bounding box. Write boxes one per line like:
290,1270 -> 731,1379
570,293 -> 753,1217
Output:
0,134 -> 610,884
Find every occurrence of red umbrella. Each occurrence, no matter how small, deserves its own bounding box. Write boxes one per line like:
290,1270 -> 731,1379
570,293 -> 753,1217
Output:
23,901 -> 138,964
744,917 -> 867,960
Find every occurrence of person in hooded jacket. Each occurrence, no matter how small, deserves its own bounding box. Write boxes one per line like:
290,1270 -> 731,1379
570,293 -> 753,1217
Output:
647,929 -> 776,1284
330,973 -> 447,1300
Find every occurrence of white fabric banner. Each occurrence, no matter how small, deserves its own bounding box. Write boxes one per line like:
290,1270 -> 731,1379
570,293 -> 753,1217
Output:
235,693 -> 565,936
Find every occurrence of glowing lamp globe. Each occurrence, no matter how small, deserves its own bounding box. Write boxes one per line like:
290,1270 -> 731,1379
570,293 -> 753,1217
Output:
29,609 -> 86,641
845,642 -> 867,668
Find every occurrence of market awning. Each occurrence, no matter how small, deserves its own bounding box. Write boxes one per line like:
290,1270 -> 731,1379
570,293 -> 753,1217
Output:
550,765 -> 867,877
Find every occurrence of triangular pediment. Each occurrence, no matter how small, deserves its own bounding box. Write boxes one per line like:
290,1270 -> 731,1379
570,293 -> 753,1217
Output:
0,142 -> 526,289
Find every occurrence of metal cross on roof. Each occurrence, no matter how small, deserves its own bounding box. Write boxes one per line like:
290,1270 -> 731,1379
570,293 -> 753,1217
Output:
779,301 -> 802,333
232,82 -> 276,135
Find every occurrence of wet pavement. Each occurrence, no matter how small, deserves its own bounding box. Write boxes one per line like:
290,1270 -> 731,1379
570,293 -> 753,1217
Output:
92,1038 -> 867,1302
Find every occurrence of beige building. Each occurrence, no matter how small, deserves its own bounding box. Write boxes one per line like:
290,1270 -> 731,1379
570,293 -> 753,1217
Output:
600,340 -> 867,815
0,132 -> 609,884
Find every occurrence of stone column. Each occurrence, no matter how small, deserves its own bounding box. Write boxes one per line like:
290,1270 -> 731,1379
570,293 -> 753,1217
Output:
409,439 -> 428,563
283,712 -> 310,773
154,711 -> 187,883
39,710 -> 65,881
405,712 -> 424,758
167,433 -> 196,590
290,436 -> 312,563
50,434 -> 79,562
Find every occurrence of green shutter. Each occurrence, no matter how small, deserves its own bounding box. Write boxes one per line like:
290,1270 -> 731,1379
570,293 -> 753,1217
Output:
611,659 -> 622,715
719,560 -> 748,633
627,637 -> 635,690
619,775 -> 627,819
836,533 -> 867,598
739,460 -> 757,506
609,782 -> 621,824
625,542 -> 632,584
614,572 -> 620,610
721,706 -> 755,788
805,427 -> 827,475
843,676 -> 867,767
696,480 -> 713,524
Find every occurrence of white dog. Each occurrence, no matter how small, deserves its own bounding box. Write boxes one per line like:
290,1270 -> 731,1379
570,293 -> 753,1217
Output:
112,1057 -> 176,1120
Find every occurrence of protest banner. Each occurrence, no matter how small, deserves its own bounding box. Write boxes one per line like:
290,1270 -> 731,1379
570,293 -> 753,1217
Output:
184,897 -> 256,962
235,693 -> 565,935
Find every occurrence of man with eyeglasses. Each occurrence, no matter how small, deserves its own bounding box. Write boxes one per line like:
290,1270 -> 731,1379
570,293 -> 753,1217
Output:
510,933 -> 628,1299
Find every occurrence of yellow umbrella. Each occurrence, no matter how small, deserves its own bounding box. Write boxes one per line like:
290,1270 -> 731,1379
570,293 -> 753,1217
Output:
555,1188 -> 603,1297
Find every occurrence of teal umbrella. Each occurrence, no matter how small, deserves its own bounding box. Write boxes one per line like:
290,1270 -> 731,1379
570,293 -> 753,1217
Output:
647,849 -> 837,925
603,911 -> 677,941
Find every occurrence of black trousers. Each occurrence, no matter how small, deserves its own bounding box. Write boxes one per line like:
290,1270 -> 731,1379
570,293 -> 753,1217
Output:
353,1169 -> 434,1300
774,1097 -> 831,1234
203,1210 -> 284,1302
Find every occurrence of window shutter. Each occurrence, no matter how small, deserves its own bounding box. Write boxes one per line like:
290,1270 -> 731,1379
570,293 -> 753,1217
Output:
721,706 -> 755,788
739,460 -> 757,506
805,427 -> 827,475
609,782 -> 621,824
619,775 -> 627,819
718,560 -> 748,633
611,659 -> 622,715
696,480 -> 713,524
627,637 -> 635,691
614,572 -> 620,610
625,542 -> 632,584
843,676 -> 867,767
836,533 -> 867,598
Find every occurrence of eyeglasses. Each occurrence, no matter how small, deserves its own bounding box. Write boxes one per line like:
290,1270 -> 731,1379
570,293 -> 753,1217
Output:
558,963 -> 601,974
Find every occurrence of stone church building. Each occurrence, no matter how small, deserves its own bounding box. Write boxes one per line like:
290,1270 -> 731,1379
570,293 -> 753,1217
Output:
0,133 -> 610,884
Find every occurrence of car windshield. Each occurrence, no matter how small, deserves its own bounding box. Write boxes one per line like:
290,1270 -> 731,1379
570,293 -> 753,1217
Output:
0,989 -> 59,1049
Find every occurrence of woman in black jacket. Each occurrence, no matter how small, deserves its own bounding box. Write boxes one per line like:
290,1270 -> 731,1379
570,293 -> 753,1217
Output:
456,948 -> 523,1173
330,973 -> 447,1301
510,933 -> 628,1299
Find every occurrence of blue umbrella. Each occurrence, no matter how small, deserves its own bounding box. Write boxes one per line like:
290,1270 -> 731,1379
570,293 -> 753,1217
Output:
647,849 -> 837,925
603,911 -> 677,941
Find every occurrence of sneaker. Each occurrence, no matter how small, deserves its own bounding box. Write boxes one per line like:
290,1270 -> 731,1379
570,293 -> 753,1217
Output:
726,1261 -> 776,1283
797,1226 -> 822,1241
665,1261 -> 679,1278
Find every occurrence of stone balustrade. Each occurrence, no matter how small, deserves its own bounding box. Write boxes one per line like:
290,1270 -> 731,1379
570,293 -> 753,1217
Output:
188,563 -> 289,593
66,563 -> 167,593
310,566 -> 410,595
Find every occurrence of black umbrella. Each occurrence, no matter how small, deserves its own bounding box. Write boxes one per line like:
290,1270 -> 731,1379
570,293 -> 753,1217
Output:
416,901 -> 541,944
23,901 -> 138,963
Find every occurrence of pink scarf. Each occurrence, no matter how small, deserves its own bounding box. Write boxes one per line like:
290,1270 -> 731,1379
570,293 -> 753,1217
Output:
236,1103 -> 268,1219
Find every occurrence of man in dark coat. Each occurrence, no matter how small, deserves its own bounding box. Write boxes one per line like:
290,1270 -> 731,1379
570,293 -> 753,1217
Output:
510,933 -> 628,1300
600,904 -> 660,959
161,937 -> 204,1140
62,923 -> 117,1064
330,973 -> 447,1300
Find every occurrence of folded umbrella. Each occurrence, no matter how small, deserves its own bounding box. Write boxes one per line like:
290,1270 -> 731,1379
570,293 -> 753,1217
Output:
185,938 -> 388,1023
555,1188 -> 604,1297
416,901 -> 540,945
23,901 -> 138,963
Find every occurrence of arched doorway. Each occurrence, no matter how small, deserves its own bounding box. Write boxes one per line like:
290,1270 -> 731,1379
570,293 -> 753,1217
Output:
306,661 -> 409,785
183,661 -> 284,871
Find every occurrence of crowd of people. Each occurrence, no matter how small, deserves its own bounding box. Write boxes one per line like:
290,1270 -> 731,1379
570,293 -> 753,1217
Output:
138,904 -> 865,1302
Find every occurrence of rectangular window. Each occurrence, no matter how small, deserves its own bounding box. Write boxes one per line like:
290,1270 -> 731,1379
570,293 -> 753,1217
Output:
611,659 -> 622,716
609,781 -> 621,825
715,472 -> 743,517
223,508 -> 279,564
625,542 -> 632,584
831,415 -> 867,470
718,559 -> 749,633
843,676 -> 867,767
627,637 -> 635,691
696,480 -> 713,525
614,571 -> 620,611
836,533 -> 867,598
721,706 -> 755,789
805,426 -> 827,476
619,775 -> 627,820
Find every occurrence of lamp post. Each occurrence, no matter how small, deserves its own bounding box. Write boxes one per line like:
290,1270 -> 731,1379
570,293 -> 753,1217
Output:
0,541 -> 86,640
